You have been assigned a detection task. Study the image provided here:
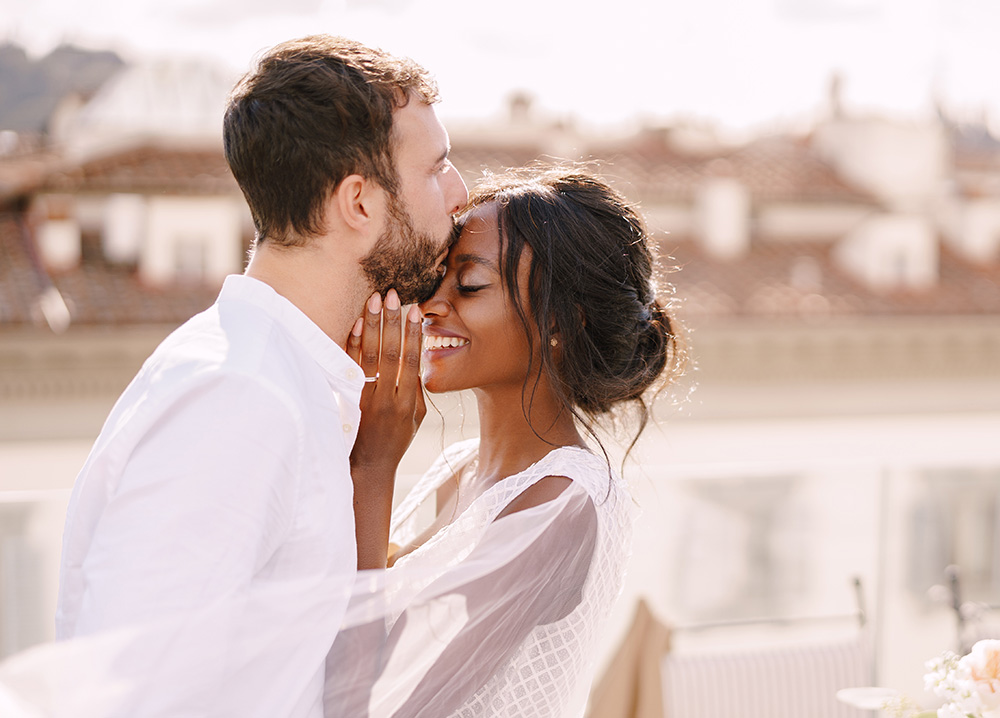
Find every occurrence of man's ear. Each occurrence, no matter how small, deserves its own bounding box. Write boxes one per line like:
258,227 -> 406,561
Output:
334,174 -> 383,232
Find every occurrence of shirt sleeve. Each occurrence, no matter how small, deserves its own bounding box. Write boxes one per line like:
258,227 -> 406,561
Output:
325,483 -> 599,718
74,372 -> 303,635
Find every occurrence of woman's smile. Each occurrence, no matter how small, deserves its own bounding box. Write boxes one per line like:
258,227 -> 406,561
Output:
418,204 -> 534,395
423,334 -> 470,351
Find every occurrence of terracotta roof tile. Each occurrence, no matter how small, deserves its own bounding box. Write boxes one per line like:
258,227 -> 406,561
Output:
0,211 -> 217,328
2,137 -> 999,332
582,136 -> 877,204
663,236 -> 1000,323
43,144 -> 238,195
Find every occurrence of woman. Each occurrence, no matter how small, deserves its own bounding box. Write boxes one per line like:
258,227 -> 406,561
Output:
332,166 -> 686,717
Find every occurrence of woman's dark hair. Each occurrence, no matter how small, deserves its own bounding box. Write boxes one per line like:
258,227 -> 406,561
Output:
465,165 -> 686,456
223,35 -> 438,246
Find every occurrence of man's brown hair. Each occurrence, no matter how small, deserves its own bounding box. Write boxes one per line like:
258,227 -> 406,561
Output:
223,35 -> 438,246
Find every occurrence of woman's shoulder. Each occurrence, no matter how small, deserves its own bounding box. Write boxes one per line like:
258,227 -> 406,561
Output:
491,445 -> 626,514
534,446 -> 619,494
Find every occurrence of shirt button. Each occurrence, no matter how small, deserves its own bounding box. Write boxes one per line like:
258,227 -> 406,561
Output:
342,423 -> 353,433
346,368 -> 358,380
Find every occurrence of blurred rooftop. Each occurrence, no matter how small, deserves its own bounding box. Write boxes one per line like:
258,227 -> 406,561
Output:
1,49 -> 1000,335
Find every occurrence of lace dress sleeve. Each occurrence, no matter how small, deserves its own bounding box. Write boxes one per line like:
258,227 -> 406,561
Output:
324,482 -> 599,718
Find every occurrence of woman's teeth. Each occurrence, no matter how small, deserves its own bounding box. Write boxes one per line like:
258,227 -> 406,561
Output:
424,335 -> 469,350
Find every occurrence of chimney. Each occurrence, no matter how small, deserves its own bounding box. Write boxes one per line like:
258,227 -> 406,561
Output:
103,193 -> 147,264
508,91 -> 533,126
695,160 -> 751,260
34,194 -> 81,272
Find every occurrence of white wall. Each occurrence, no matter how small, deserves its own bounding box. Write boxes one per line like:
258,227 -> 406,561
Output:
36,220 -> 81,272
695,177 -> 751,260
141,196 -> 244,286
940,196 -> 1000,263
835,213 -> 939,291
103,193 -> 147,264
814,118 -> 950,211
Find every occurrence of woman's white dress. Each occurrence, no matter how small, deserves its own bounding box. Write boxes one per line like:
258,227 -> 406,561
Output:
343,439 -> 635,718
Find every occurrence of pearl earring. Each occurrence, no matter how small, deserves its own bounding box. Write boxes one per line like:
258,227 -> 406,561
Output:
550,337 -> 559,347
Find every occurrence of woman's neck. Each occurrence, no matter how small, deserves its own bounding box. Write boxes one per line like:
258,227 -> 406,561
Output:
472,383 -> 585,485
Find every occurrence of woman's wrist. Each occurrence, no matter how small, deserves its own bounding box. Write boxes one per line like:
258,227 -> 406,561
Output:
351,464 -> 395,570
350,463 -> 397,498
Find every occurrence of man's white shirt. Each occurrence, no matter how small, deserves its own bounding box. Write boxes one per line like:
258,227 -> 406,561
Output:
55,274 -> 363,717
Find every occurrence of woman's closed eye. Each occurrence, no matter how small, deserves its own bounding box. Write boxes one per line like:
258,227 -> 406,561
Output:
457,282 -> 490,295
454,267 -> 492,295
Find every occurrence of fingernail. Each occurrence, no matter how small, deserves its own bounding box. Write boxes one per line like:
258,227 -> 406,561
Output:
408,305 -> 421,323
352,318 -> 363,337
368,293 -> 382,313
386,289 -> 400,311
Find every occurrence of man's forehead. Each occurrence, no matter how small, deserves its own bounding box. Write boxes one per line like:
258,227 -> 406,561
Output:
392,100 -> 448,157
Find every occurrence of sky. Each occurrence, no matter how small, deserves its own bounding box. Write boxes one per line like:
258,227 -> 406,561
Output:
3,0 -> 1000,137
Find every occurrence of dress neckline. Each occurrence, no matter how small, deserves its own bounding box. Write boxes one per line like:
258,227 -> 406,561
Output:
389,442 -> 600,559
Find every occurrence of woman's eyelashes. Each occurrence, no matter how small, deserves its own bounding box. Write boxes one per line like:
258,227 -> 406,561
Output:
454,267 -> 492,295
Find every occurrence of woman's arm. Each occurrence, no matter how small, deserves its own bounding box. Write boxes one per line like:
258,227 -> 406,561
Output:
325,483 -> 599,718
346,291 -> 426,569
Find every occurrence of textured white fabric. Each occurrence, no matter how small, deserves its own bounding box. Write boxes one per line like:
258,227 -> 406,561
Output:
0,438 -> 632,717
325,439 -> 636,718
53,274 -> 363,718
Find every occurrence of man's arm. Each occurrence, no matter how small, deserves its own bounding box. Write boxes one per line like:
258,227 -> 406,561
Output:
74,373 -> 302,635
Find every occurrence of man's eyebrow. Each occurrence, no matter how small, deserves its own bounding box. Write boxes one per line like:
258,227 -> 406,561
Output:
453,253 -> 499,273
435,145 -> 451,166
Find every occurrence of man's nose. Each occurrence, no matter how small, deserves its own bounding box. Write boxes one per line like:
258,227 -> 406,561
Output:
448,170 -> 469,216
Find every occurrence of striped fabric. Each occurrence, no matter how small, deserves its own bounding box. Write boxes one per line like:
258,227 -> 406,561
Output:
661,639 -> 871,718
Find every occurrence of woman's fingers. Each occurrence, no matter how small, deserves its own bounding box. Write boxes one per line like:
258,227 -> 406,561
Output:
361,292 -> 382,382
377,290 -> 402,392
351,291 -> 422,416
396,304 -> 423,403
347,317 -> 363,366
348,292 -> 424,484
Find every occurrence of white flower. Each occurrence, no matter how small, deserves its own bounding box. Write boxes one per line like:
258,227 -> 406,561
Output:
926,652 -> 968,701
961,640 -> 1000,712
937,701 -> 968,718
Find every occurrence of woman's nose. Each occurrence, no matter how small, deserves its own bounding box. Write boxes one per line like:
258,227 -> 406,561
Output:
418,290 -> 451,318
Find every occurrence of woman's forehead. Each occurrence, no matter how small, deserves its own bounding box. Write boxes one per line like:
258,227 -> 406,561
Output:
455,204 -> 500,251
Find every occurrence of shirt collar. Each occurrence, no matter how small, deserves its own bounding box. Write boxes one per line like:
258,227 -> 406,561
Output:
218,274 -> 366,395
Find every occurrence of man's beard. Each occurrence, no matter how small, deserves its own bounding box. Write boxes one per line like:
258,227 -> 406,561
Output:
360,196 -> 451,305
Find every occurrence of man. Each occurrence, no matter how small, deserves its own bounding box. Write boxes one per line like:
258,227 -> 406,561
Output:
54,35 -> 468,716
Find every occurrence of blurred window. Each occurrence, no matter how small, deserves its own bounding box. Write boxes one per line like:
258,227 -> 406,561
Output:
669,475 -> 806,621
911,467 -> 1000,604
